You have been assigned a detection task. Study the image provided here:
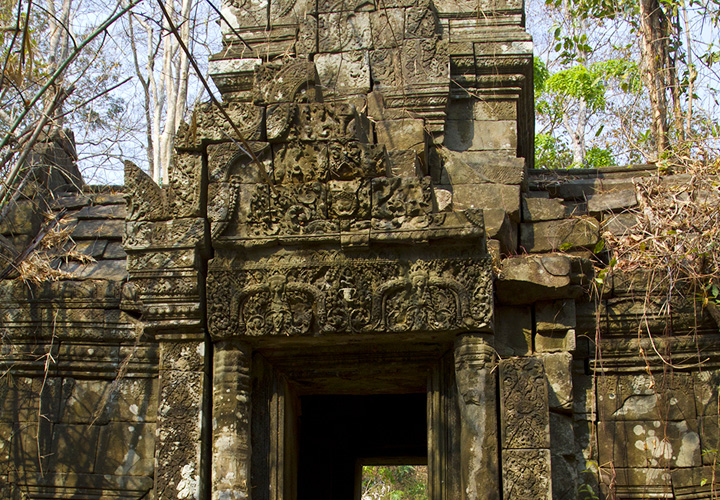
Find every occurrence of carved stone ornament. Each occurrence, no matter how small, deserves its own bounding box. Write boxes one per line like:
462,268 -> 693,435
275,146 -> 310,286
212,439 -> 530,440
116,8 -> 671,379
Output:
500,357 -> 551,449
207,253 -> 493,338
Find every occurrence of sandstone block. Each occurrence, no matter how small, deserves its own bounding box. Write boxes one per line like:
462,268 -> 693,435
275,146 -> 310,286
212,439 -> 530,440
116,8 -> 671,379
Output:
95,422 -> 155,476
536,299 -> 577,333
520,216 -> 599,252
387,150 -> 422,177
543,353 -> 573,411
587,189 -> 637,213
597,373 -> 696,422
496,254 -> 591,305
522,197 -> 566,221
315,51 -> 371,96
483,208 -> 517,255
441,150 -> 525,185
444,119 -> 517,152
375,118 -> 426,154
50,424 -> 100,473
452,183 -> 520,221
0,199 -> 41,236
494,305 -> 532,356
602,212 -> 639,237
536,328 -> 576,353
598,419 -> 700,469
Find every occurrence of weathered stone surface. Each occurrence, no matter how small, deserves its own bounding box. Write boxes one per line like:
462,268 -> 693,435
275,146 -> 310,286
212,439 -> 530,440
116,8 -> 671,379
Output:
601,212 -> 639,236
387,150 -> 422,177
61,260 -> 128,281
375,118 -> 426,154
598,419 -> 701,468
441,150 -> 525,186
543,353 -> 573,411
452,183 -> 520,221
455,334 -> 500,500
536,299 -> 576,333
95,422 -> 155,476
522,197 -> 566,221
586,189 -> 637,213
0,199 -> 42,236
315,51 -> 371,95
494,305 -> 532,356
597,373 -> 697,422
483,208 -> 517,254
444,120 -> 517,152
72,219 -> 124,239
496,254 -> 592,305
520,216 -> 599,252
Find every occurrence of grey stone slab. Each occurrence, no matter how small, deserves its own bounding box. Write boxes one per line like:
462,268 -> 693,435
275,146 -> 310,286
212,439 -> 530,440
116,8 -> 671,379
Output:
74,204 -> 127,219
602,212 -> 639,236
497,254 -> 590,305
95,422 -> 155,476
520,217 -> 599,253
494,305 -> 532,356
543,353 -> 573,411
61,260 -> 128,281
597,419 -> 700,469
71,219 -> 124,239
587,189 -> 637,213
522,197 -> 565,221
73,239 -> 108,258
102,241 -> 127,259
91,193 -> 126,205
452,183 -> 520,221
444,119 -> 517,151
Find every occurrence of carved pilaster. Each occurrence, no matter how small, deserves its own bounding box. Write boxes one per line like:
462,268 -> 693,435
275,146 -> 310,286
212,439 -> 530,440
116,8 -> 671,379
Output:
155,340 -> 207,500
212,341 -> 252,500
454,333 -> 500,500
499,357 -> 552,500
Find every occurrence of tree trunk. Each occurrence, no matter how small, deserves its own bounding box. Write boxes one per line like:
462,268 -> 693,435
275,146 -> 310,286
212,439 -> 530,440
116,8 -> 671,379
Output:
639,0 -> 669,158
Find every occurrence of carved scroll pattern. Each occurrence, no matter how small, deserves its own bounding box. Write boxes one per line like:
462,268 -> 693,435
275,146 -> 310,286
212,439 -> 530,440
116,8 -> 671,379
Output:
207,257 -> 493,337
500,357 -> 550,449
502,449 -> 551,500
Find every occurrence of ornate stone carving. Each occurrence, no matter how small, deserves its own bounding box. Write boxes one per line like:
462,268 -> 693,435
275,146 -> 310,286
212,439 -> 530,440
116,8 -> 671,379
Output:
207,254 -> 493,338
273,142 -> 329,184
125,218 -> 205,251
328,180 -> 371,220
371,177 -> 433,220
125,161 -> 169,222
377,263 -> 463,332
500,357 -> 550,449
502,449 -> 552,500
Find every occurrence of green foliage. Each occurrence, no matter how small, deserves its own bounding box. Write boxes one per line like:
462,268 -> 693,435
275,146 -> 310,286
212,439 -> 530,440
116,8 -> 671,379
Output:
362,466 -> 427,500
535,133 -> 573,168
585,146 -> 616,167
544,65 -> 606,111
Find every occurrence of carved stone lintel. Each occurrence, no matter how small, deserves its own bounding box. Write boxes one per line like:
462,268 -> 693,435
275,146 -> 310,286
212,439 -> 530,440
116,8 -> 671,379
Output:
455,334 -> 500,500
207,254 -> 493,338
212,341 -> 252,500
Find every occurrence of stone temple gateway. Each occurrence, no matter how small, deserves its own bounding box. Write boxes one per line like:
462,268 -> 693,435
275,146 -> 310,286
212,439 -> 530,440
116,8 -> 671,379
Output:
1,0 -> 719,497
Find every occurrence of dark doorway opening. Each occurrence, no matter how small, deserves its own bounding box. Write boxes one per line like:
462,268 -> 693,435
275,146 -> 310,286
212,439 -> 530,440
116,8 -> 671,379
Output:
297,393 -> 428,500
